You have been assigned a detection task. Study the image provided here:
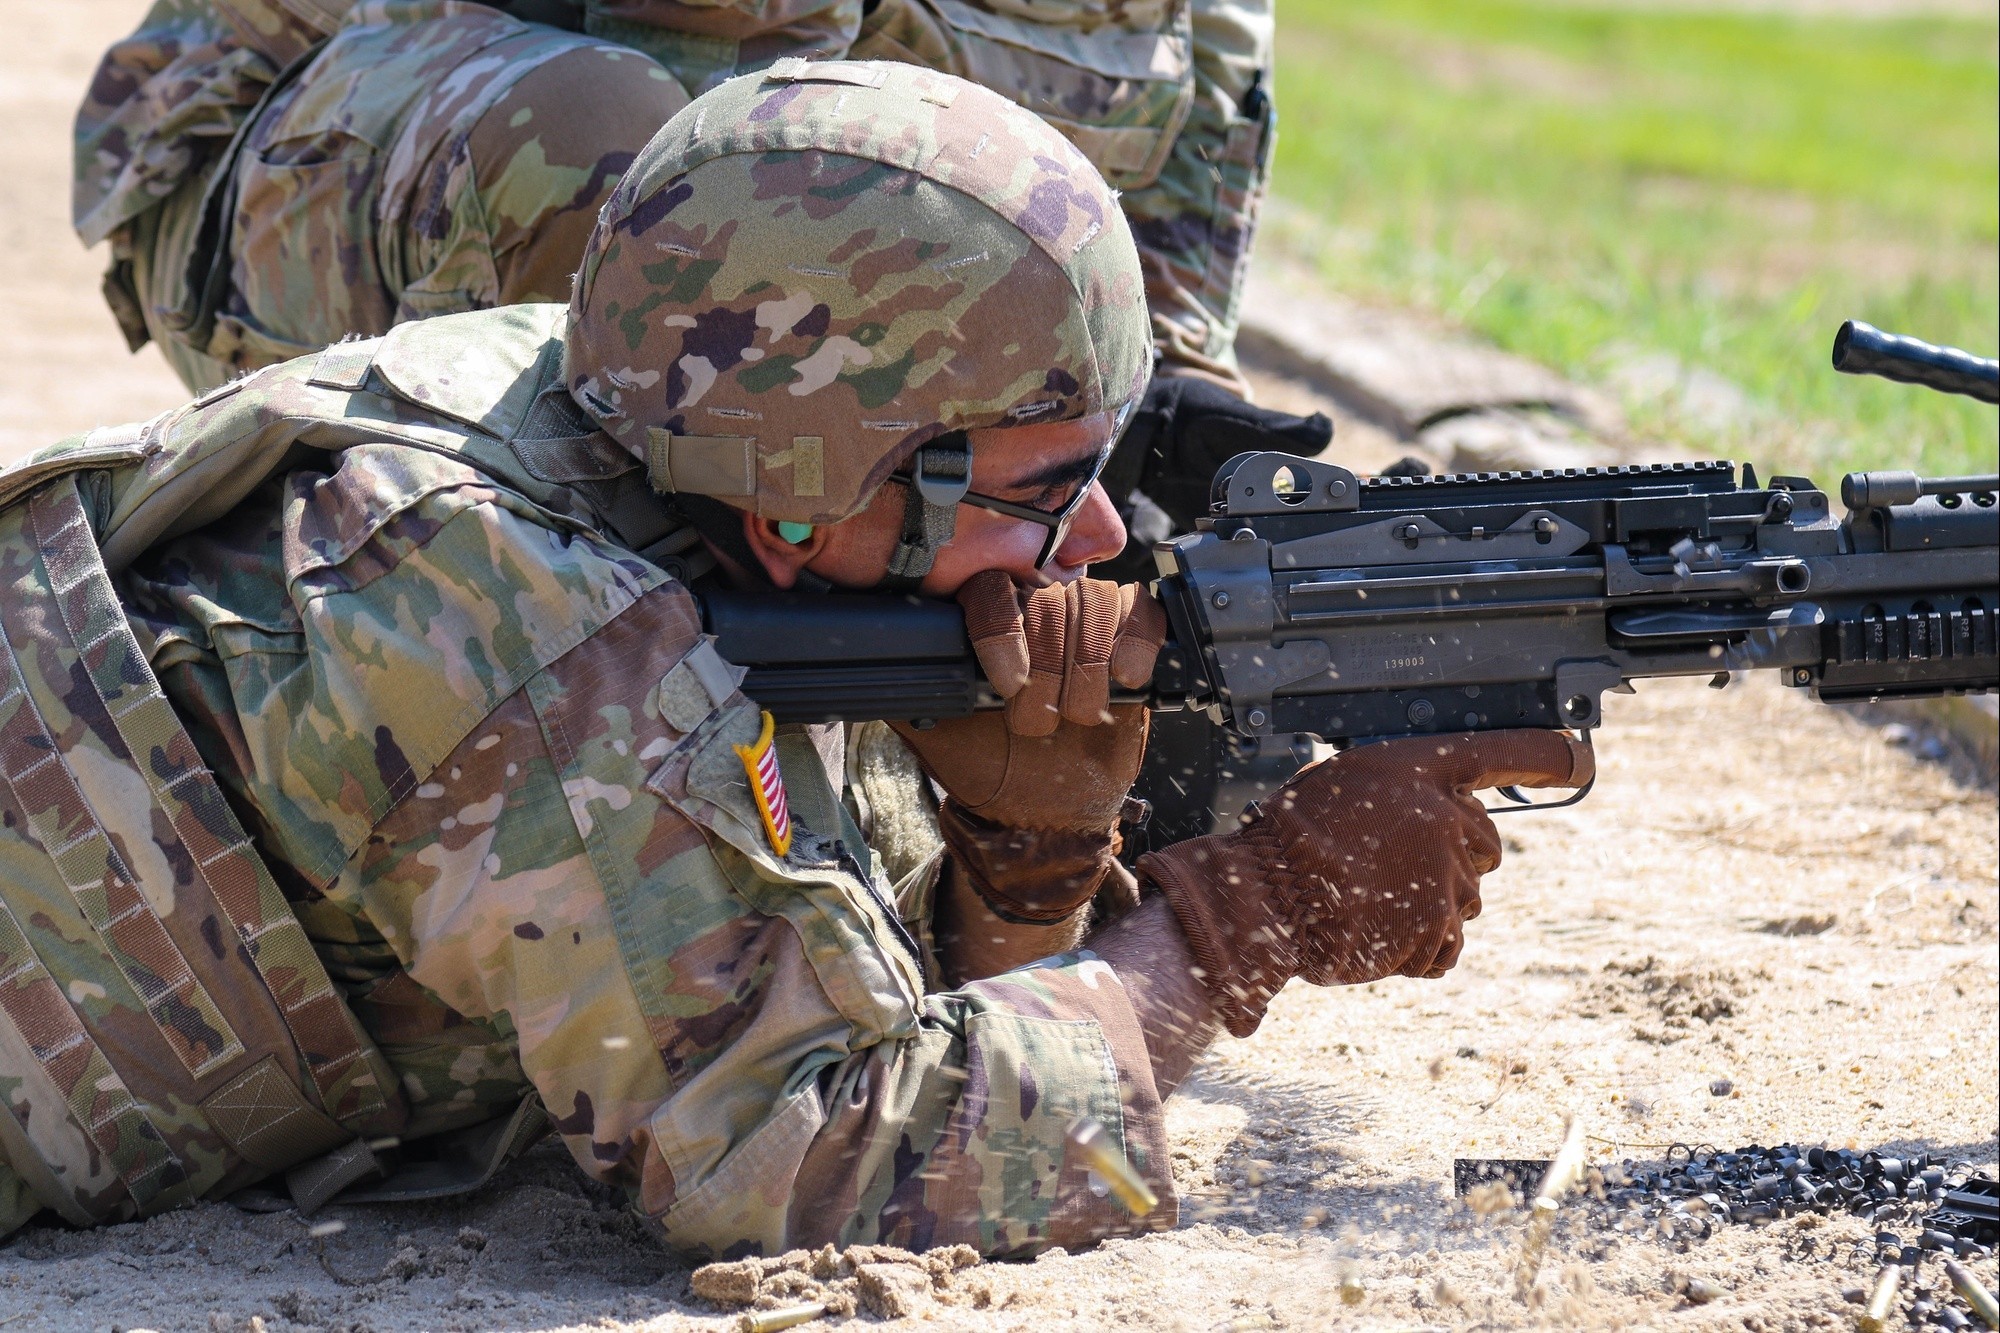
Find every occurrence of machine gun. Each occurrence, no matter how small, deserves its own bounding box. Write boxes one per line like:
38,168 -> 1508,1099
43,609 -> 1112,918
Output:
697,323 -> 2000,813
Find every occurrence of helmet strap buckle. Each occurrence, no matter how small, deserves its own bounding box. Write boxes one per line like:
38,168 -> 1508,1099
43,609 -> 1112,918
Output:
912,436 -> 972,509
881,432 -> 971,587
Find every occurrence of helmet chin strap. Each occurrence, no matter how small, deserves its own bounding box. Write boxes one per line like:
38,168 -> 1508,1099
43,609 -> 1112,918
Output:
877,432 -> 971,592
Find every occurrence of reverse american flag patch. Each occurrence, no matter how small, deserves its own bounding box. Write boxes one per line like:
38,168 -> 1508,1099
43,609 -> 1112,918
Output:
733,709 -> 792,857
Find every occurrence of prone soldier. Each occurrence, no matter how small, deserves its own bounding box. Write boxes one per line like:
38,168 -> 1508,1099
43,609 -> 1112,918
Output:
74,0 -> 1335,848
2,68 -> 1584,1250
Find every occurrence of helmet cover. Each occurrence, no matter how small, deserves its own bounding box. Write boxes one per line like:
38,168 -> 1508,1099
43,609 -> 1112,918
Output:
563,58 -> 1152,525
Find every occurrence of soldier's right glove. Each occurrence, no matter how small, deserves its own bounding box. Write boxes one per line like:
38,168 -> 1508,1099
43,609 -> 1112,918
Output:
891,572 -> 1165,923
1135,730 -> 1592,1037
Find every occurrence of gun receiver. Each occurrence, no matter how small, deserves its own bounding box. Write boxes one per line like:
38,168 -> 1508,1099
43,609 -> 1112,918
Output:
1147,455 -> 1996,745
702,457 -> 1998,737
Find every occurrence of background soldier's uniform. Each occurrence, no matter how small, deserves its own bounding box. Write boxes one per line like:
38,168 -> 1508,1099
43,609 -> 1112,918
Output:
75,0 -> 692,392
74,0 -> 1272,391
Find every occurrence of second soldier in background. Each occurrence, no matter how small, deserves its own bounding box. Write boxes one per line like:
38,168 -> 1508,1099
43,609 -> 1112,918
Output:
77,0 -> 1297,403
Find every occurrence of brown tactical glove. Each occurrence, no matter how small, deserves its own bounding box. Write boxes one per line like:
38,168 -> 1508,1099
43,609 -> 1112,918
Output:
1136,730 -> 1592,1037
891,572 -> 1167,923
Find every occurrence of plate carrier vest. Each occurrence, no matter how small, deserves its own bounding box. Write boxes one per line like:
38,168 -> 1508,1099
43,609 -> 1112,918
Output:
0,306 -> 689,1234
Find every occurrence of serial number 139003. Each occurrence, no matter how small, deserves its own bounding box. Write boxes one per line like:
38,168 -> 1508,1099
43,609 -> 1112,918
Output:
1333,633 -> 1443,686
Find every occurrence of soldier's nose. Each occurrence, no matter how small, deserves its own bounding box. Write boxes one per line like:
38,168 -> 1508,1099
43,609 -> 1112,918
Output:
1052,482 -> 1125,572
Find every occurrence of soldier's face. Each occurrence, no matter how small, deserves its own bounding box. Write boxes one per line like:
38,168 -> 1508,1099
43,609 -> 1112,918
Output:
776,415 -> 1130,594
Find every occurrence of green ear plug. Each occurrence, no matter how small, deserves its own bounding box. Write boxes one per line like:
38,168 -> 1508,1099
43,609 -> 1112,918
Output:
777,521 -> 814,544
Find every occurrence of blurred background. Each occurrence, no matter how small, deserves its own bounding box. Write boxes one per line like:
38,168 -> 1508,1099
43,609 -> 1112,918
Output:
1,0 -> 1995,477
1262,0 -> 1997,477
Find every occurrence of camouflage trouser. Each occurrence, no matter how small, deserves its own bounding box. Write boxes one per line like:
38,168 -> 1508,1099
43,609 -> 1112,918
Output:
101,0 -> 1271,394
1131,0 -> 1275,386
107,1 -> 689,392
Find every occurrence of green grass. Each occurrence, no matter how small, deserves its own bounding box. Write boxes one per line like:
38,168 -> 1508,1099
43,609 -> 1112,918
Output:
1268,0 -> 1999,480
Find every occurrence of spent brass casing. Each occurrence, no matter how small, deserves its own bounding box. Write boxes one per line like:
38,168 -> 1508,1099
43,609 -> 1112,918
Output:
1533,1116 -> 1590,1205
1067,1117 -> 1158,1216
1944,1259 -> 1998,1330
1857,1262 -> 1902,1333
739,1303 -> 826,1333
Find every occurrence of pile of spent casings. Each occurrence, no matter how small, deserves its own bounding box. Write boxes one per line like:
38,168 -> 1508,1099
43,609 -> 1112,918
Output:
1600,1144 -> 1996,1251
1598,1145 -> 2000,1328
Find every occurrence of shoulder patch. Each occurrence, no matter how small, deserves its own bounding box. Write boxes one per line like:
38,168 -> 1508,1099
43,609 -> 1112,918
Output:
734,710 -> 792,858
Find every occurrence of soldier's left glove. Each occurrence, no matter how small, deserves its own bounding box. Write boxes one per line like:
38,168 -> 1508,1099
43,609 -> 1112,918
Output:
891,572 -> 1165,923
1136,730 -> 1592,1037
1103,374 -> 1334,533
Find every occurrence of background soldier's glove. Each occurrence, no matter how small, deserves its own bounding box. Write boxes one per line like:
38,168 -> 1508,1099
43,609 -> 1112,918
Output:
1136,731 -> 1592,1036
892,572 -> 1166,923
1103,374 -> 1335,534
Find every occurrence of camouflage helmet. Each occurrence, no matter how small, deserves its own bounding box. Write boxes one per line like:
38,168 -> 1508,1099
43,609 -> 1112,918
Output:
562,58 -> 1152,576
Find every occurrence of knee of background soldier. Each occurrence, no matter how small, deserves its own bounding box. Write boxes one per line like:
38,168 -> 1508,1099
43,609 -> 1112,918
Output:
468,44 -> 691,305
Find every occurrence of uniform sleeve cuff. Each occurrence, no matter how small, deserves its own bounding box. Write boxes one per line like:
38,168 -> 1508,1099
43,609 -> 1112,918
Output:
957,953 -> 1178,1250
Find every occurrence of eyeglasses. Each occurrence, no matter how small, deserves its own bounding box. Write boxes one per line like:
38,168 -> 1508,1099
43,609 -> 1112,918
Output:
885,442 -> 1112,570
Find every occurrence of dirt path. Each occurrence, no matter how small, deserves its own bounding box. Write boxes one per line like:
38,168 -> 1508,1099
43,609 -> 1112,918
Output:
0,0 -> 186,464
1,5 -> 1995,1332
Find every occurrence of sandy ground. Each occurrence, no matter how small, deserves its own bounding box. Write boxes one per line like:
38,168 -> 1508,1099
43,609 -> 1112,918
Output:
2,4 -> 1996,1332
0,4 -> 188,462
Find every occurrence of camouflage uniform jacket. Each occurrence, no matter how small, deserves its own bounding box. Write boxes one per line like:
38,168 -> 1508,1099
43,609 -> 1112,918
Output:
75,0 -> 1272,386
74,0 -> 690,391
74,303 -> 1176,1255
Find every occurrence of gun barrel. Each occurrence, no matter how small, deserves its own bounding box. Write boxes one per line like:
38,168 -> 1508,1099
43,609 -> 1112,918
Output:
704,589 -> 989,723
1832,320 -> 2000,404
1841,470 -> 2000,509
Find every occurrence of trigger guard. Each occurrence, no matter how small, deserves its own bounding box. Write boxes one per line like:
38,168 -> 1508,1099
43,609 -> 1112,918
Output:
1485,775 -> 1596,814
